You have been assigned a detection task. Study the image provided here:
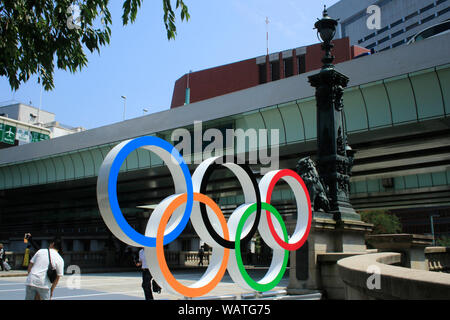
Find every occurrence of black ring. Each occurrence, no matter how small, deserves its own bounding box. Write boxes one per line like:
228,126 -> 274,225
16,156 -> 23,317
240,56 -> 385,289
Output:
199,156 -> 261,249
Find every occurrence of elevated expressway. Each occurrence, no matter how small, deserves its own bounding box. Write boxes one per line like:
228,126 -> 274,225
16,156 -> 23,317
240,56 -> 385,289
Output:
0,33 -> 449,243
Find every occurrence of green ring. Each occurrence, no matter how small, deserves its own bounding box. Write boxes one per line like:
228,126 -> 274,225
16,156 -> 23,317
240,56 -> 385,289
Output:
235,202 -> 289,292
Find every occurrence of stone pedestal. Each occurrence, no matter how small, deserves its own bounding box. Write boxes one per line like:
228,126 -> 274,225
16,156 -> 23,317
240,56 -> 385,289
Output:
334,220 -> 371,252
367,234 -> 433,270
287,213 -> 373,294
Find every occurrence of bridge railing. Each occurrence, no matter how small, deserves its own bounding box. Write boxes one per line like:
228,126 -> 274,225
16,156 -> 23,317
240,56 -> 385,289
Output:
425,247 -> 450,273
337,252 -> 450,299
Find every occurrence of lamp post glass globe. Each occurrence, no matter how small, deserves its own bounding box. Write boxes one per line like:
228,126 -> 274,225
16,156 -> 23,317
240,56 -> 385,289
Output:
314,6 -> 338,69
314,6 -> 338,44
317,24 -> 336,43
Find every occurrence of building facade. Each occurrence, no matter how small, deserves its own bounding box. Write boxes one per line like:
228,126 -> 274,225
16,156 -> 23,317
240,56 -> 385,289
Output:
328,0 -> 450,52
171,38 -> 369,108
0,103 -> 85,149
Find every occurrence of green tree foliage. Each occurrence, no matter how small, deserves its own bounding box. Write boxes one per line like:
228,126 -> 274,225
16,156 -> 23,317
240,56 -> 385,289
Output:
0,0 -> 189,91
436,236 -> 450,247
360,210 -> 402,234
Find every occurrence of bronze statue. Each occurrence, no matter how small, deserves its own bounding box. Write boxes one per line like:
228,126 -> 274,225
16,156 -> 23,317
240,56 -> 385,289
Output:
296,157 -> 330,212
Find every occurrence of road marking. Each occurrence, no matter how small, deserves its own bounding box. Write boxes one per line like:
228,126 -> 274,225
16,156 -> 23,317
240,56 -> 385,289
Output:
53,290 -> 143,300
0,288 -> 24,292
60,281 -> 141,289
0,282 -> 25,286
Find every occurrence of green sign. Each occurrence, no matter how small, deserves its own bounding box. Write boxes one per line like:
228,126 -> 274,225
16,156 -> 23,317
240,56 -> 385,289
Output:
2,125 -> 16,145
30,131 -> 40,142
16,127 -> 31,143
30,131 -> 50,142
0,123 -> 4,141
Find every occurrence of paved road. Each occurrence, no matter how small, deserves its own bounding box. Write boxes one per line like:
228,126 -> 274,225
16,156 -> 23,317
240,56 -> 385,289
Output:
0,269 -> 289,300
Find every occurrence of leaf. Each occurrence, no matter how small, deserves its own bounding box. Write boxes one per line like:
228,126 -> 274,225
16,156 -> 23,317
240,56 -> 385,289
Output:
0,0 -> 190,91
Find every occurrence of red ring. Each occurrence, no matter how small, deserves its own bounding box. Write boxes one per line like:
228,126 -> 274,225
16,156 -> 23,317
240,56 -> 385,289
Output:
265,169 -> 312,251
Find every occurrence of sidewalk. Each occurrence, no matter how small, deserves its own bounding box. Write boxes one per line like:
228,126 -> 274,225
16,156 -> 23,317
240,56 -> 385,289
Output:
0,269 -> 322,300
0,270 -> 27,278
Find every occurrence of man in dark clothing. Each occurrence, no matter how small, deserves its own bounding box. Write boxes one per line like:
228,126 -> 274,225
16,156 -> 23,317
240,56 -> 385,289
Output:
198,247 -> 204,266
0,243 -> 5,271
135,248 -> 153,300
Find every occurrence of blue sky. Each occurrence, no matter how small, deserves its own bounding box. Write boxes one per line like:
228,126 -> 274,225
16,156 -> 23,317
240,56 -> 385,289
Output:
0,0 -> 340,130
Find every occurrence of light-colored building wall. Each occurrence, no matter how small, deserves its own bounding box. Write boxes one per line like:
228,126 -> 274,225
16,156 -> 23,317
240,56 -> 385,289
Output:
328,0 -> 450,52
0,103 -> 55,125
45,122 -> 85,138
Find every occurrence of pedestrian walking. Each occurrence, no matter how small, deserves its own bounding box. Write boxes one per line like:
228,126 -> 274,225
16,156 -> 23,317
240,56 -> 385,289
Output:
22,245 -> 31,269
198,247 -> 204,266
0,243 -> 6,271
25,238 -> 64,300
135,248 -> 154,300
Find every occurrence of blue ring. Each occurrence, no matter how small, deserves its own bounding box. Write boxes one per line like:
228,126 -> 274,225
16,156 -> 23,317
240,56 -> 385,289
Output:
107,136 -> 193,246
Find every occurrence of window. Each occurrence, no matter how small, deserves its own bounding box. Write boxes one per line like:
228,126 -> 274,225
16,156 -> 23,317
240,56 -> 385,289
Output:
283,57 -> 294,78
392,39 -> 405,47
421,14 -> 435,24
271,61 -> 280,81
258,63 -> 267,84
182,239 -> 191,251
390,19 -> 403,28
377,26 -> 389,34
406,22 -> 419,31
378,36 -> 390,44
437,0 -> 448,5
366,42 -> 377,49
64,239 -> 73,252
438,6 -> 450,16
82,240 -> 90,251
405,11 -> 418,21
297,55 -> 306,74
415,20 -> 450,41
364,32 -> 376,41
391,29 -> 404,38
420,3 -> 435,13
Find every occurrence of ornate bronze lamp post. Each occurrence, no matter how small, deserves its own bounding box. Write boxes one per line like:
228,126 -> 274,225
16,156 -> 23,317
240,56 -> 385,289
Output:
307,6 -> 359,221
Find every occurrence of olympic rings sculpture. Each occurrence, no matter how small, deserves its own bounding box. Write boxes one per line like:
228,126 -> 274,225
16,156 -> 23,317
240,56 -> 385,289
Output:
97,136 -> 312,298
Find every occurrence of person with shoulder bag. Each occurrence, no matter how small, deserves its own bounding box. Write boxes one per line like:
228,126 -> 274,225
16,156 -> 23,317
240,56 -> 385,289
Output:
25,238 -> 64,300
135,248 -> 162,300
0,243 -> 5,271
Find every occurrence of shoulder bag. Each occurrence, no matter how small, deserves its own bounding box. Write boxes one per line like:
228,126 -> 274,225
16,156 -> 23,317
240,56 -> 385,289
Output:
47,249 -> 57,283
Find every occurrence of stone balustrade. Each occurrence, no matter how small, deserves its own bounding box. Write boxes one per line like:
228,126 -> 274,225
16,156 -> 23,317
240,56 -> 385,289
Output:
4,250 -> 213,270
425,247 -> 450,273
337,252 -> 450,299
